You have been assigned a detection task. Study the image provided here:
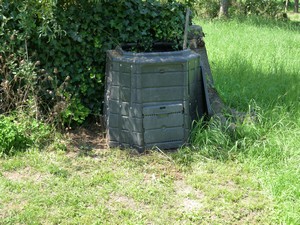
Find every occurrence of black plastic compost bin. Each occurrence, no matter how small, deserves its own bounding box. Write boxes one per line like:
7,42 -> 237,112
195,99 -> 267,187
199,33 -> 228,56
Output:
104,45 -> 206,152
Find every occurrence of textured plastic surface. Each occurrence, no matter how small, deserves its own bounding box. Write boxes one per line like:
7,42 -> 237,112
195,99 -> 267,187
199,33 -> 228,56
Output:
105,47 -> 206,151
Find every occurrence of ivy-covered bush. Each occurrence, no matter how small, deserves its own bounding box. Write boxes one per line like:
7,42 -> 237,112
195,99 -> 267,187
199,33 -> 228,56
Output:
0,0 -> 187,124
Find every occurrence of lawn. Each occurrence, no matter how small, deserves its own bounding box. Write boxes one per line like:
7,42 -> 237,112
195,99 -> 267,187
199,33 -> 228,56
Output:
195,17 -> 300,223
0,17 -> 300,224
0,145 -> 274,224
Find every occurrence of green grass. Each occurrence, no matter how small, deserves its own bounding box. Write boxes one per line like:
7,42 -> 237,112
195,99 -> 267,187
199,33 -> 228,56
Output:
0,16 -> 299,224
0,149 -> 274,224
191,17 -> 300,223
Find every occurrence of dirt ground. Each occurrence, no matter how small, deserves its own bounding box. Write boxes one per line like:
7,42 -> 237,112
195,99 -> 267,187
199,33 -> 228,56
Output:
66,120 -> 107,153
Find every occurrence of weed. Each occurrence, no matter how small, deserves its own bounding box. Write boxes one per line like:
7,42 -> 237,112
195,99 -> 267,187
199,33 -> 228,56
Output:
0,115 -> 29,156
0,113 -> 55,157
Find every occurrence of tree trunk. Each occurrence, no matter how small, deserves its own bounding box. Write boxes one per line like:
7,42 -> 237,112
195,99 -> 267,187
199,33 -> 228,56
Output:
219,0 -> 229,18
295,0 -> 299,13
285,0 -> 289,12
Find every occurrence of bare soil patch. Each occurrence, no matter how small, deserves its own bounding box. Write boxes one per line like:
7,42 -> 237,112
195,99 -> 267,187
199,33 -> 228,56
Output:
108,194 -> 149,212
174,180 -> 204,212
3,167 -> 49,183
66,121 -> 107,154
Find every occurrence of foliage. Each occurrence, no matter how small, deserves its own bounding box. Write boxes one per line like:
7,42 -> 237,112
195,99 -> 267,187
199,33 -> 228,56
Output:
17,113 -> 53,148
0,114 -> 52,156
186,0 -> 284,19
0,115 -> 29,156
231,0 -> 283,18
61,96 -> 91,126
0,0 -> 187,124
0,46 -> 73,127
186,0 -> 220,18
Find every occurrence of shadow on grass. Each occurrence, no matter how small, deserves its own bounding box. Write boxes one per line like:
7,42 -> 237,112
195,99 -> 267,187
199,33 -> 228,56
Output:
213,54 -> 300,112
233,16 -> 300,32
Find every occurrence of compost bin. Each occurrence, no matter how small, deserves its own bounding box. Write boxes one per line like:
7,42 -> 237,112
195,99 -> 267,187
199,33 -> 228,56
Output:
104,44 -> 206,152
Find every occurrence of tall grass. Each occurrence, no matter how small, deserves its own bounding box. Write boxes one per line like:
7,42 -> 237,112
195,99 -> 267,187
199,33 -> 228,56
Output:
192,17 -> 300,223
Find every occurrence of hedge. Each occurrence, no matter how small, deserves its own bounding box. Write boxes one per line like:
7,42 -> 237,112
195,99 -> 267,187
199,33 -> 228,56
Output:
0,0 -> 187,124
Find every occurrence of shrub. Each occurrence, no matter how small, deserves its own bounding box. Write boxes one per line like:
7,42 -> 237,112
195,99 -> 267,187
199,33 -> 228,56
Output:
186,0 -> 283,19
187,0 -> 220,18
0,114 -> 53,157
232,0 -> 283,18
0,115 -> 30,156
0,0 -> 187,124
